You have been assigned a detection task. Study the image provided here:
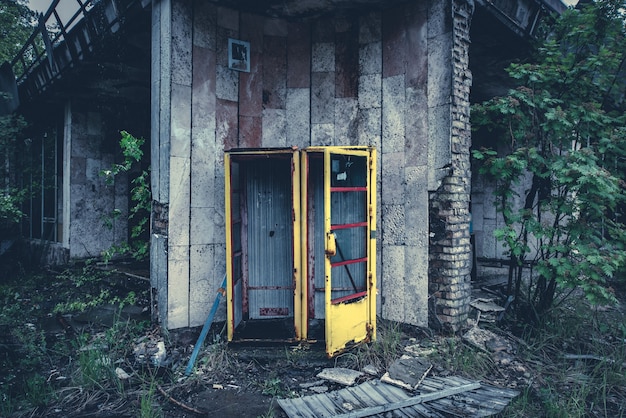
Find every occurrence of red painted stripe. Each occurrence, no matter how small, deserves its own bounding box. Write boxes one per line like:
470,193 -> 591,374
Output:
247,286 -> 295,290
315,287 -> 365,292
331,222 -> 367,230
331,257 -> 367,267
330,187 -> 367,192
331,291 -> 368,305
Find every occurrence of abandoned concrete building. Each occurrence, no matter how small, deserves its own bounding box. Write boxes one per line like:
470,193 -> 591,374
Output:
1,0 -> 568,354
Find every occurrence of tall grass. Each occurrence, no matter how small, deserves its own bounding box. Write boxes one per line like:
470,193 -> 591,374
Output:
500,296 -> 626,417
345,319 -> 404,371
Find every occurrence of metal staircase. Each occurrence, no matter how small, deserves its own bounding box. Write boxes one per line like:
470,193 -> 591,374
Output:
5,0 -> 150,110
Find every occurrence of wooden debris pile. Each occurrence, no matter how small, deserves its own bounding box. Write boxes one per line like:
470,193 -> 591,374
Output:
278,342 -> 519,417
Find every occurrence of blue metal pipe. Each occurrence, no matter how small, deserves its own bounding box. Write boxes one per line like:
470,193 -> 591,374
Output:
184,275 -> 227,376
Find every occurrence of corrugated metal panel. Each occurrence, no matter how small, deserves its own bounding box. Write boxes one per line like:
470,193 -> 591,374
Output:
246,160 -> 294,320
278,376 -> 519,418
309,159 -> 370,315
329,156 -> 368,302
310,154 -> 370,317
330,226 -> 367,300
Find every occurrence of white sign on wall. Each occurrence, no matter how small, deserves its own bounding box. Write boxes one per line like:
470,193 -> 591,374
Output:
228,38 -> 250,73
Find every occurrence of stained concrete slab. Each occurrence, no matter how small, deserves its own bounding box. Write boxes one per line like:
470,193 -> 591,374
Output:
317,367 -> 364,386
382,355 -> 432,390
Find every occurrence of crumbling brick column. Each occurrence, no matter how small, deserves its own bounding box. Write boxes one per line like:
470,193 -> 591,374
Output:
428,0 -> 474,332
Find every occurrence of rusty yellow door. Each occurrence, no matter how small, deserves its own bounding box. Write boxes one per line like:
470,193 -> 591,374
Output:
320,147 -> 377,356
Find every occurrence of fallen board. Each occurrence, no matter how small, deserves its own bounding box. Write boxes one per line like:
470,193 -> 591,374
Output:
278,375 -> 519,417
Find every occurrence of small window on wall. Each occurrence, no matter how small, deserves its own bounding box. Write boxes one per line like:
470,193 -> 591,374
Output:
21,126 -> 63,243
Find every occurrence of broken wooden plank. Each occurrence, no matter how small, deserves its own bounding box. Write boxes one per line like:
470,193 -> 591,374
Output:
368,380 -> 446,418
332,383 -> 480,418
279,376 -> 518,418
277,397 -> 317,418
470,298 -> 505,312
564,353 -> 626,367
317,367 -> 364,385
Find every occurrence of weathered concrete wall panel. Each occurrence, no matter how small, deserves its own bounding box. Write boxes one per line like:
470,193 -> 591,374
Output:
66,103 -> 128,259
335,19 -> 359,99
151,233 -> 168,326
381,244 -> 405,319
262,36 -> 287,109
150,0 -> 169,330
171,0 -> 192,86
377,2 -> 434,327
471,152 -> 537,263
405,5 -> 428,168
382,7 -> 407,78
286,88 -> 310,148
263,108 -> 287,147
287,22 -> 311,88
191,44 -> 217,210
334,97 -> 358,146
171,85 -> 192,158
167,243 -> 190,329
152,0 -> 473,331
382,75 -> 405,153
312,72 -> 335,124
189,244 -> 216,326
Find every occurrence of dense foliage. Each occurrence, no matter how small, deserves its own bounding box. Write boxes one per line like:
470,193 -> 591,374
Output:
0,106 -> 26,228
0,0 -> 35,228
101,131 -> 151,262
0,0 -> 36,65
472,0 -> 626,322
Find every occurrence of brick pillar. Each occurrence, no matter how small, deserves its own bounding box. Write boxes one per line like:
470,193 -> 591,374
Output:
428,0 -> 473,332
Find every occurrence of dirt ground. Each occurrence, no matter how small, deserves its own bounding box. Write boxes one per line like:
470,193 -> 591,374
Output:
2,261 -> 626,417
156,327 -> 436,417
159,342 -> 336,418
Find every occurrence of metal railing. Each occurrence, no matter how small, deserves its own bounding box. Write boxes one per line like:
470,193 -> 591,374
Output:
9,0 -> 149,101
10,0 -> 94,83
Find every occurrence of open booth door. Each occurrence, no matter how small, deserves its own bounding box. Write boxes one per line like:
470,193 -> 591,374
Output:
307,147 -> 377,356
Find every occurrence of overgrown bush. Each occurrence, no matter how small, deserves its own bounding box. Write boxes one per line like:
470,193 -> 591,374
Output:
101,130 -> 151,262
472,0 -> 626,322
0,112 -> 28,231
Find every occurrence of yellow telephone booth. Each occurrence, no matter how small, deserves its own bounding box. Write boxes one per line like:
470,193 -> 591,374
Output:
224,147 -> 376,357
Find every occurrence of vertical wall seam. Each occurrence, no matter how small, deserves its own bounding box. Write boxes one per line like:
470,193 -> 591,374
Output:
187,0 -> 195,329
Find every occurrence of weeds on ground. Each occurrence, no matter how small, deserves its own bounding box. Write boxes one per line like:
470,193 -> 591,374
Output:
12,323 -> 48,370
284,343 -> 312,367
138,367 -> 163,418
499,295 -> 626,417
23,375 -> 55,407
0,391 -> 16,417
434,337 -> 496,379
197,338 -> 233,374
501,385 -> 545,418
53,264 -> 138,314
258,373 -> 296,402
260,375 -> 285,397
257,399 -> 278,418
346,319 -> 403,372
73,332 -> 116,390
0,273 -> 55,415
0,265 -> 151,416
